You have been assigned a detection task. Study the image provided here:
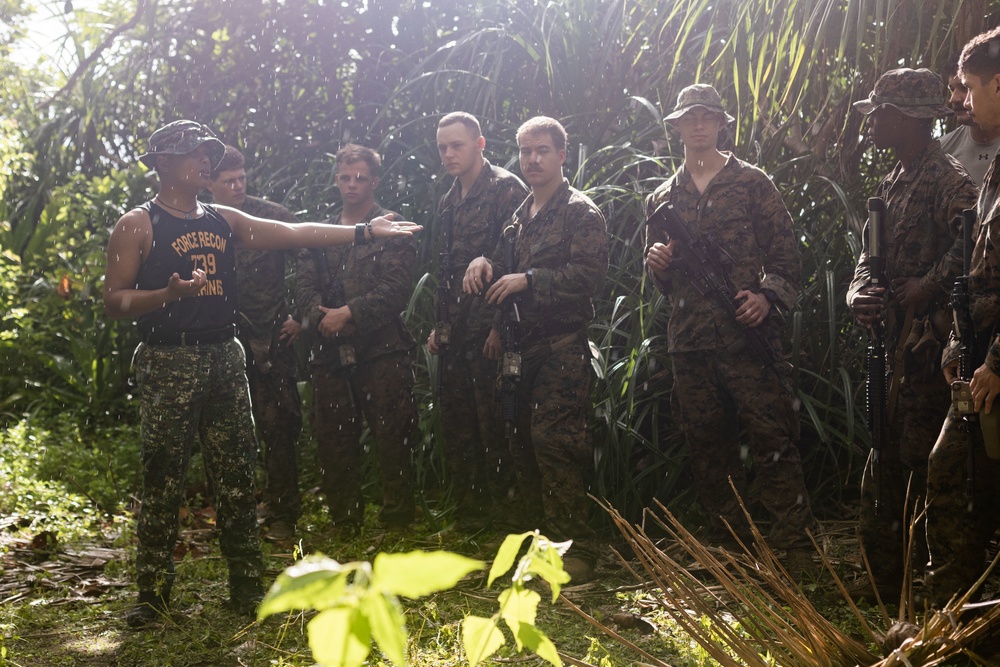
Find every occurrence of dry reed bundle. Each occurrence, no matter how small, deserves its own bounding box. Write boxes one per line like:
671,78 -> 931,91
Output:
572,498 -> 1000,667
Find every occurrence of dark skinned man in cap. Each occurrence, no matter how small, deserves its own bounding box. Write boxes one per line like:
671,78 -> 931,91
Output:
847,68 -> 977,602
104,120 -> 419,627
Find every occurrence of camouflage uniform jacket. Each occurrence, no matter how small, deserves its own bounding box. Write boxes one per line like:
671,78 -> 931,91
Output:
847,140 -> 978,316
644,153 -> 800,353
296,204 -> 416,368
489,179 -> 608,341
951,156 -> 1000,375
437,160 -> 528,342
234,196 -> 299,366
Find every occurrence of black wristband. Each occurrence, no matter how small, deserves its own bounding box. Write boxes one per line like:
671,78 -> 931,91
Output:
760,288 -> 778,304
355,223 -> 366,245
525,268 -> 533,293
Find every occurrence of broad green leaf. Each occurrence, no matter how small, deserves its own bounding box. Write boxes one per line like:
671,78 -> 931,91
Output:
514,623 -> 562,667
258,555 -> 356,618
525,555 -> 571,602
361,593 -> 407,667
309,607 -> 371,667
498,587 -> 540,648
373,550 -> 484,598
487,532 -> 534,587
461,614 -> 505,667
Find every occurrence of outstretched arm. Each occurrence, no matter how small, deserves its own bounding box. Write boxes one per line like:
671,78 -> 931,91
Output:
221,208 -> 421,249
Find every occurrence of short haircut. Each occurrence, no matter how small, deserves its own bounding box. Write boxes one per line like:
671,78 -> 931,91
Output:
516,116 -> 567,151
960,27 -> 1000,82
438,112 -> 482,138
942,50 -> 964,80
211,145 -> 245,180
335,143 -> 381,176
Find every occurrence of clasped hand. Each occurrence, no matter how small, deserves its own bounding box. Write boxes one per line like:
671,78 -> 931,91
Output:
971,364 -> 1000,414
849,285 -> 885,327
318,305 -> 355,338
462,257 -> 528,304
644,239 -> 676,280
734,290 -> 770,328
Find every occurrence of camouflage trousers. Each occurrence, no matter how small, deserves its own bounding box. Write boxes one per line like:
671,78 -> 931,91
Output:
508,331 -> 598,562
924,406 -> 1000,606
132,338 -> 263,597
670,348 -> 814,550
858,374 -> 949,590
311,352 -> 417,527
438,335 -> 517,527
245,341 -> 302,525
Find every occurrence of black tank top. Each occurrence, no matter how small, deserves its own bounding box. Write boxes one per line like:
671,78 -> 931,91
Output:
135,201 -> 238,339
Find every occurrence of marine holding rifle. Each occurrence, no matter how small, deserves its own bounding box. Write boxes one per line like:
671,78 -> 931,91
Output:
296,144 -> 419,534
463,116 -> 608,583
847,68 -> 977,602
924,28 -> 1000,607
643,84 -> 816,579
427,112 -> 528,533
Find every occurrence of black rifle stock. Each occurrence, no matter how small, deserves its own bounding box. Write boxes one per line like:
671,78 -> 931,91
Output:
316,248 -> 357,371
435,207 -> 454,351
647,202 -> 782,370
864,196 -> 889,517
498,230 -> 522,439
950,209 -> 981,502
433,207 -> 454,401
951,209 -> 978,386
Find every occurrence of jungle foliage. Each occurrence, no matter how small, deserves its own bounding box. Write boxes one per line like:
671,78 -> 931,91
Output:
1,0 -> 995,522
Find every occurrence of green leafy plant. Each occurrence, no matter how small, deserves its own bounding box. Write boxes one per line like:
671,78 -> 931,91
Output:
462,532 -> 571,667
258,531 -> 572,667
259,549 -> 483,666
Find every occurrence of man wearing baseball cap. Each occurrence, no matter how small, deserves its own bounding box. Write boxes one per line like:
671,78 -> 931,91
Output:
643,84 -> 817,581
847,68 -> 978,603
105,120 -> 420,627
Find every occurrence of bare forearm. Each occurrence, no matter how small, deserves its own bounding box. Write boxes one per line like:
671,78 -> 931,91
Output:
104,287 -> 178,320
238,220 -> 356,250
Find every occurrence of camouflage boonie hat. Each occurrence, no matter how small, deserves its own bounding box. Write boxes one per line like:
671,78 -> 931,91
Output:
139,120 -> 225,169
852,68 -> 951,119
665,84 -> 736,123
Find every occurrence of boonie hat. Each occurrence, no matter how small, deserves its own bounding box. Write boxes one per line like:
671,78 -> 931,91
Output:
665,84 -> 736,123
139,120 -> 225,169
852,68 -> 951,119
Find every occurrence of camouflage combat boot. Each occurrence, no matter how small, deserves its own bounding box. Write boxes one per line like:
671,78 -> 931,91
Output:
125,588 -> 170,629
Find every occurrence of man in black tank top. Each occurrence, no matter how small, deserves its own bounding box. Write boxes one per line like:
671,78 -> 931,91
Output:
104,120 -> 421,628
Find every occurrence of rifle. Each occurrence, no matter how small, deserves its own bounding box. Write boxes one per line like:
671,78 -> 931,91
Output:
434,207 -> 454,351
497,229 -> 522,439
947,209 -> 1000,506
864,197 -> 889,517
951,208 -> 978,401
315,248 -> 357,371
647,201 -> 782,370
